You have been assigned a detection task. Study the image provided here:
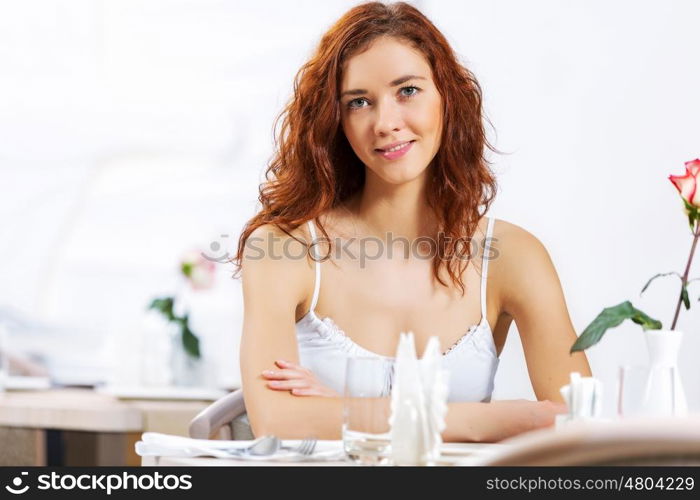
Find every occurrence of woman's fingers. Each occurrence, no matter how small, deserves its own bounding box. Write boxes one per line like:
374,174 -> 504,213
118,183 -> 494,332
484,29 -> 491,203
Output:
291,386 -> 340,397
261,360 -> 339,397
262,359 -> 312,380
274,359 -> 310,373
266,379 -> 310,390
290,388 -> 320,396
261,368 -> 304,380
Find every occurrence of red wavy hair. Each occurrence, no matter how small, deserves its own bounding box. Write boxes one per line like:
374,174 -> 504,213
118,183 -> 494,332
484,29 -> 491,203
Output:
233,1 -> 497,295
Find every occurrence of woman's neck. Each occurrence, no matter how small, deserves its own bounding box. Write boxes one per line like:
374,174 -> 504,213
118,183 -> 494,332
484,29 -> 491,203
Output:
347,175 -> 436,242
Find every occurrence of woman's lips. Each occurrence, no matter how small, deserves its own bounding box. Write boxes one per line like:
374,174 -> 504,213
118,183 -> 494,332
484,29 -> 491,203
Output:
375,140 -> 415,160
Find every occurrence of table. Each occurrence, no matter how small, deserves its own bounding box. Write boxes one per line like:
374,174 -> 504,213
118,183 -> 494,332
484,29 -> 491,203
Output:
139,416 -> 700,466
141,455 -> 351,467
140,442 -> 508,467
0,388 -> 214,466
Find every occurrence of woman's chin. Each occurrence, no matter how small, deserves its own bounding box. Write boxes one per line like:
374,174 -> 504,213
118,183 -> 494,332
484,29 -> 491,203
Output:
376,167 -> 428,186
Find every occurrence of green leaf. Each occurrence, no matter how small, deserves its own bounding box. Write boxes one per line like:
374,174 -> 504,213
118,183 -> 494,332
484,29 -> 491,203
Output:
570,301 -> 662,353
682,286 -> 690,310
640,272 -> 682,295
148,296 -> 201,359
180,315 -> 201,359
148,297 -> 176,322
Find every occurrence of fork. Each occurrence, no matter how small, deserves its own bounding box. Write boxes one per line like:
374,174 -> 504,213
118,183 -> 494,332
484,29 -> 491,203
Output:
293,437 -> 317,456
279,437 -> 318,461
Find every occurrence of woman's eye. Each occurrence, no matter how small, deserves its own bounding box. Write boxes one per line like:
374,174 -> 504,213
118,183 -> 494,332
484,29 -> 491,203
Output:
347,97 -> 368,109
399,85 -> 420,97
346,86 -> 421,110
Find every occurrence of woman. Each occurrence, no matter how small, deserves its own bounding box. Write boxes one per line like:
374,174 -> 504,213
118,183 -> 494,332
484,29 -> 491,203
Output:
233,1 -> 591,442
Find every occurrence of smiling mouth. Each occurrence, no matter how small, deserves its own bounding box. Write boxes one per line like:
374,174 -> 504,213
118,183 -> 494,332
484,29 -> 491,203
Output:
375,140 -> 415,153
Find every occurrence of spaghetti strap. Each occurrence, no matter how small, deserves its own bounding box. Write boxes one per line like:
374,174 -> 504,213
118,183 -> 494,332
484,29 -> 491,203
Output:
307,219 -> 321,314
480,217 -> 495,320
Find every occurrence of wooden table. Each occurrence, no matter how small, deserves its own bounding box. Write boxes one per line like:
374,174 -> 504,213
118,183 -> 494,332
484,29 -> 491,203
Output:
0,388 -> 214,466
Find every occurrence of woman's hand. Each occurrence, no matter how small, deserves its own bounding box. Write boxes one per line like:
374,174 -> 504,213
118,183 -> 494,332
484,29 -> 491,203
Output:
445,399 -> 569,442
261,359 -> 340,397
527,399 -> 568,430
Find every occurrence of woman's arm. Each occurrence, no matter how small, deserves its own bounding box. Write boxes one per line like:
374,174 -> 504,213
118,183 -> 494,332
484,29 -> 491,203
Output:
244,388 -> 562,442
241,222 -> 572,441
239,223 -> 320,437
494,221 -> 592,401
259,358 -> 565,441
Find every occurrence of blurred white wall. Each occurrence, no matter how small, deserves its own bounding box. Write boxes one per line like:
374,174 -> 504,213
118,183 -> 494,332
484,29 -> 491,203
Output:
0,0 -> 698,413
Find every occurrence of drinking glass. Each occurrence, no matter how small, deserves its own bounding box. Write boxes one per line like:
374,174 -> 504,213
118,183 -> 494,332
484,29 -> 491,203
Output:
617,365 -> 676,417
342,356 -> 394,465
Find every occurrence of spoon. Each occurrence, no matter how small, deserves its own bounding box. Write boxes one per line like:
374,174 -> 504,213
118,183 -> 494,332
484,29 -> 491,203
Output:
225,435 -> 281,456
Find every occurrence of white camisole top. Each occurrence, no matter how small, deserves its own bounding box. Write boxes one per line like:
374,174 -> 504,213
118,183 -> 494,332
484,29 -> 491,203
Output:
295,216 -> 499,403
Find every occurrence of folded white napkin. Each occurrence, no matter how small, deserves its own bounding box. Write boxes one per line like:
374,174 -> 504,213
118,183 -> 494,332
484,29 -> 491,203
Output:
135,432 -> 344,461
390,333 -> 449,465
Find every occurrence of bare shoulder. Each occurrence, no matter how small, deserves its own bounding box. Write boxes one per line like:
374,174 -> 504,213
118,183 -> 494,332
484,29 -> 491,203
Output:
241,222 -> 315,311
489,218 -> 556,314
490,218 -> 549,259
243,223 -> 313,261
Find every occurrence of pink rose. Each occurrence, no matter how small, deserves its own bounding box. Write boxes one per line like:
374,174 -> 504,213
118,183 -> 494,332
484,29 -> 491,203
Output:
180,249 -> 216,290
669,159 -> 700,208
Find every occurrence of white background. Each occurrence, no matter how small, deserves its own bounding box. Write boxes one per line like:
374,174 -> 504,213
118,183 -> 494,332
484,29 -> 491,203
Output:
0,0 -> 698,415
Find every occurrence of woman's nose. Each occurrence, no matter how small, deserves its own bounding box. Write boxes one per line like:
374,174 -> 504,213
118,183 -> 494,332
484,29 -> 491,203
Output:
373,99 -> 404,136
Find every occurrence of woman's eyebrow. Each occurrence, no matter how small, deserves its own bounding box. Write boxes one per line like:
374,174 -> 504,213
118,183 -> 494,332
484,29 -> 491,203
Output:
340,74 -> 427,98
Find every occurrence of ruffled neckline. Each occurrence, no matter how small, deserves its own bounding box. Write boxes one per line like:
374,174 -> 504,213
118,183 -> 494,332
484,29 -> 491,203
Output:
296,310 -> 492,359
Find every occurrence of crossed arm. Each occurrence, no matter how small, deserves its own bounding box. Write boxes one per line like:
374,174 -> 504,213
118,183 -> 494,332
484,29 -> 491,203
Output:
240,222 -> 591,442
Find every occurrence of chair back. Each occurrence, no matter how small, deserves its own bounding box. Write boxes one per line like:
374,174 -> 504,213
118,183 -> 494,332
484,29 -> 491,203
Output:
188,388 -> 253,440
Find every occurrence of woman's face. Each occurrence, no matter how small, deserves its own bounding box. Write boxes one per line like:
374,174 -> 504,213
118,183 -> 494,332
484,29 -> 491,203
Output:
339,36 -> 443,186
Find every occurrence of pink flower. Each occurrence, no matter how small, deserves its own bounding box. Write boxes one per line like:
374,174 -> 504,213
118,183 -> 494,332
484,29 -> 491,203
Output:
669,159 -> 700,208
180,249 -> 216,290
